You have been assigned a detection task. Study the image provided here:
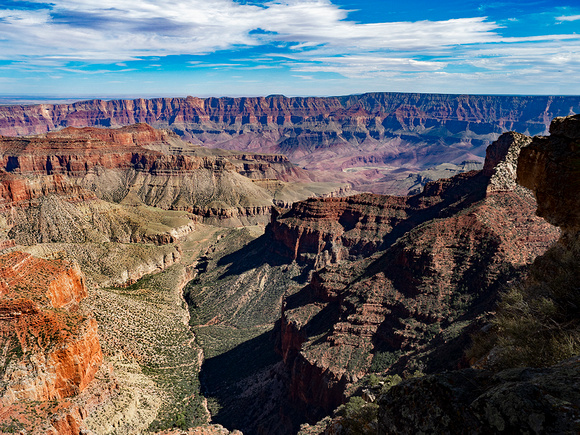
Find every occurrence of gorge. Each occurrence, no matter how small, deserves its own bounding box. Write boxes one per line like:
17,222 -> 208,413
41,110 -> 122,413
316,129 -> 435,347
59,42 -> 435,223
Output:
2,93 -> 580,195
0,95 -> 578,435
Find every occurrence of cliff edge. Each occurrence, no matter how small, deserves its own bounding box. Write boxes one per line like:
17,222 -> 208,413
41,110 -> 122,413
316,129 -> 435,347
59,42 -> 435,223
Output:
377,113 -> 580,435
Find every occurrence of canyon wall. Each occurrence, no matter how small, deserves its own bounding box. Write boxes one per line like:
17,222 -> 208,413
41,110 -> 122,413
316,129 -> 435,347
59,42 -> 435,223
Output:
2,93 -> 579,193
2,94 -> 578,140
0,252 -> 102,407
377,113 -> 580,435
0,123 -> 349,227
271,130 -> 560,421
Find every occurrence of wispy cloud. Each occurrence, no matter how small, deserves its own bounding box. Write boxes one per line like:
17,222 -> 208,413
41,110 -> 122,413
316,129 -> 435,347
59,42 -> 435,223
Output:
291,55 -> 444,78
556,14 -> 580,21
0,0 -> 579,95
0,1 -> 500,63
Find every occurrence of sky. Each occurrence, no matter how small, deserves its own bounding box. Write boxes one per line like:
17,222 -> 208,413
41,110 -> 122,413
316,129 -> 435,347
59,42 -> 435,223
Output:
0,0 -> 579,99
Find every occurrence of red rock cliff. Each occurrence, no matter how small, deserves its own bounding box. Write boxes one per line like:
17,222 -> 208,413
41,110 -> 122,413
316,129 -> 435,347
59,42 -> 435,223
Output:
1,94 -> 578,139
0,124 -> 286,225
518,114 -> 580,233
0,124 -> 240,176
1,94 -> 579,195
273,131 -> 560,420
0,252 -> 102,407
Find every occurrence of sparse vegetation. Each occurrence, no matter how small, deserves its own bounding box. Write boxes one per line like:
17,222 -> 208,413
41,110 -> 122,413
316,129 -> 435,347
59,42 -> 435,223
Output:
370,350 -> 402,372
469,242 -> 580,369
0,418 -> 24,434
82,252 -> 210,432
335,396 -> 378,434
299,373 -> 406,435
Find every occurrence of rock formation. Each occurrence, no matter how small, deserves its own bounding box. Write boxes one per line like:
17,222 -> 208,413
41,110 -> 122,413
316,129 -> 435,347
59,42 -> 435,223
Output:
0,251 -> 102,433
2,93 -> 579,193
377,357 -> 580,434
377,113 -> 580,435
518,114 -> 580,232
0,124 -> 349,227
271,130 -> 559,422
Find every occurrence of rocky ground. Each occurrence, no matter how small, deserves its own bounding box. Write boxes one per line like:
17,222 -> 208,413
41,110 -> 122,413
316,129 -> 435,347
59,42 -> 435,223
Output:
179,129 -> 560,434
375,114 -> 580,435
0,123 -> 279,433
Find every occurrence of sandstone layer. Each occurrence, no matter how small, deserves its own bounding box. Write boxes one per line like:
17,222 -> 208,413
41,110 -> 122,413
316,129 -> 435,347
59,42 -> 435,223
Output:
271,131 -> 559,421
375,113 -> 580,434
0,124 -> 349,227
2,93 -> 579,193
0,251 -> 102,407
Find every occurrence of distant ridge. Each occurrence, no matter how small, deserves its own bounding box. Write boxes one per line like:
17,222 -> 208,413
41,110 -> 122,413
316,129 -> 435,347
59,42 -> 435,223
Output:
1,92 -> 579,194
1,92 -> 579,137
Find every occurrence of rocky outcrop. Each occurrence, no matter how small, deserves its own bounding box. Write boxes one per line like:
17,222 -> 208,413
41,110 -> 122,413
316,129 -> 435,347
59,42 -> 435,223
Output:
268,130 -> 552,270
373,113 -> 580,434
0,124 -> 240,177
155,425 -> 243,435
0,125 -> 275,225
273,130 -> 560,420
0,171 -> 96,214
96,246 -> 182,288
268,194 -> 411,267
0,124 -> 349,227
230,153 -> 312,183
477,113 -> 580,369
0,171 -> 198,252
377,357 -> 580,435
483,131 -> 532,192
518,114 -> 580,232
191,204 -> 273,227
2,94 -> 579,194
0,252 -> 102,406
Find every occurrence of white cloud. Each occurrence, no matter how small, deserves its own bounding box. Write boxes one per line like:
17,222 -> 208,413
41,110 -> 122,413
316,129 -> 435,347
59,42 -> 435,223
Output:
0,0 -> 579,93
0,1 -> 500,62
556,14 -> 580,22
292,55 -> 444,78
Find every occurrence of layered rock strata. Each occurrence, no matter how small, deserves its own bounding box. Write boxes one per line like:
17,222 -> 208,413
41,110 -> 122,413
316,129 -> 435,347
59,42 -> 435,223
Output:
1,94 -> 578,143
376,113 -> 580,434
0,124 -> 271,227
272,131 -> 559,420
0,124 -> 348,226
0,251 -> 102,406
2,93 -> 579,193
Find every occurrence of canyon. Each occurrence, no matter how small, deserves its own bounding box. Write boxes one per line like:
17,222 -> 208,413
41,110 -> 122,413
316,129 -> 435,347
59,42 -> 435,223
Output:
2,93 -> 580,194
0,121 -> 346,433
0,96 -> 577,435
377,113 -> 580,435
0,123 -> 347,229
183,128 -> 562,433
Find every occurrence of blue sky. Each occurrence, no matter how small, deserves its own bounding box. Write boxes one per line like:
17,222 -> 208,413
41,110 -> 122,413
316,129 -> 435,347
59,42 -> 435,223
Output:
0,0 -> 579,98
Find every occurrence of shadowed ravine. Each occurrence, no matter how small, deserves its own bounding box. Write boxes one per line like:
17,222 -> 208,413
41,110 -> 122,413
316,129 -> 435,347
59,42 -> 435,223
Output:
185,129 -> 563,434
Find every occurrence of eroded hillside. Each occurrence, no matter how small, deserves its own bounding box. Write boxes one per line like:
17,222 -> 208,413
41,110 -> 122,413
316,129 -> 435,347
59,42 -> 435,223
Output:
376,113 -> 580,435
2,93 -> 580,194
0,114 -> 576,435
0,123 -> 338,433
185,129 -> 560,434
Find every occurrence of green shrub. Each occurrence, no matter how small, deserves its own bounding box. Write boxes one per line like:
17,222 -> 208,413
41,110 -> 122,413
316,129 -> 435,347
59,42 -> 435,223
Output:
470,249 -> 580,370
370,350 -> 401,372
336,396 -> 379,434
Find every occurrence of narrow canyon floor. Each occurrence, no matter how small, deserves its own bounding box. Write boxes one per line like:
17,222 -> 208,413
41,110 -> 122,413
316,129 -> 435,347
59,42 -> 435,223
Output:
184,224 -> 308,434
